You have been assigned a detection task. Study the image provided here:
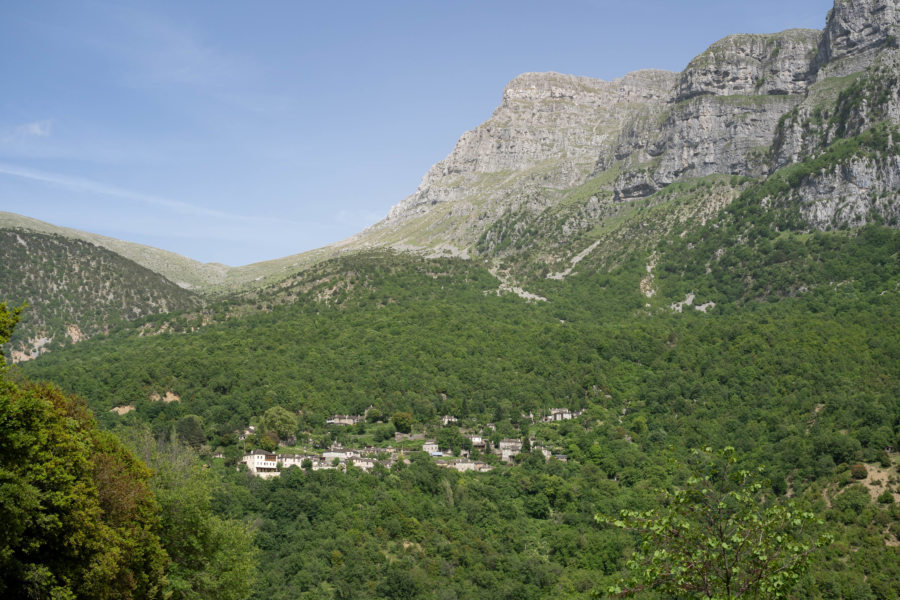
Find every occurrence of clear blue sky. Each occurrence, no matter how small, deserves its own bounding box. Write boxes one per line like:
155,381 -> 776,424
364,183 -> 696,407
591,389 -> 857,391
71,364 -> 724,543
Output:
0,0 -> 833,266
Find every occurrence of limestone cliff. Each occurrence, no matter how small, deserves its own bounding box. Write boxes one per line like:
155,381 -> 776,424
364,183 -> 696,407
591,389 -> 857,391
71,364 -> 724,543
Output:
357,0 -> 899,258
795,153 -> 900,228
675,30 -> 819,100
812,0 -> 900,78
377,70 -> 677,231
610,29 -> 819,199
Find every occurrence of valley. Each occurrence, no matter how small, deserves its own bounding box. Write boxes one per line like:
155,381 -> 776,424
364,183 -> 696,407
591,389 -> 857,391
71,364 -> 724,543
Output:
2,1 -> 900,599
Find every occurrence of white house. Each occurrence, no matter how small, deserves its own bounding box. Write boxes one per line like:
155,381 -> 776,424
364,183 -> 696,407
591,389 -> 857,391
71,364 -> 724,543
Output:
349,457 -> 378,471
241,450 -> 278,476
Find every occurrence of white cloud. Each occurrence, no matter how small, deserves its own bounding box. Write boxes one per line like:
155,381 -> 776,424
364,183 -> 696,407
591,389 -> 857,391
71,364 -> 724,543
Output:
0,162 -> 301,226
2,120 -> 53,142
17,120 -> 52,137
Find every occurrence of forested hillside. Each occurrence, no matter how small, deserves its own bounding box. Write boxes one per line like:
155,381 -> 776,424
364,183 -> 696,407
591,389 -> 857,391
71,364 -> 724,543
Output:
0,303 -> 256,599
19,205 -> 900,598
0,229 -> 201,361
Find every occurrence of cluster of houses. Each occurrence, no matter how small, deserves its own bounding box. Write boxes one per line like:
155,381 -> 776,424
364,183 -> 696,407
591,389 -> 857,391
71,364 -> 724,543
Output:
326,414 -> 363,426
241,432 -> 567,478
241,446 -> 387,478
240,443 -> 495,478
324,409 -> 582,428
238,407 -> 580,478
541,408 -> 584,422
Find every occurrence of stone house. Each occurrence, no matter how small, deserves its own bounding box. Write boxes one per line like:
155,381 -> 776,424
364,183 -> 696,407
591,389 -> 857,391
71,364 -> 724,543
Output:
349,457 -> 378,471
327,414 -> 362,426
497,438 -> 523,463
467,435 -> 485,449
544,408 -> 573,422
440,459 -> 493,473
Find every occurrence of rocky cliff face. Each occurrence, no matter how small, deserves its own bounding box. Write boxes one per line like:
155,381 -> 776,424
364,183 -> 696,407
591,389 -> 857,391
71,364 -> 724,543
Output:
380,70 -> 677,229
773,50 -> 900,167
765,0 -> 900,230
813,0 -> 900,78
612,93 -> 804,200
610,30 -> 819,199
351,0 -> 899,261
675,30 -> 819,100
795,154 -> 900,228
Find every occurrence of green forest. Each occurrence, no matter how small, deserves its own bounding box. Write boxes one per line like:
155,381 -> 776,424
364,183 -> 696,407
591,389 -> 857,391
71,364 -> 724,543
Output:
9,192 -> 900,598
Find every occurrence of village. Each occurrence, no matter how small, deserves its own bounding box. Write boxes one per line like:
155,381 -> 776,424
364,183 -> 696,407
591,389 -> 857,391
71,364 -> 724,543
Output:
239,407 -> 582,478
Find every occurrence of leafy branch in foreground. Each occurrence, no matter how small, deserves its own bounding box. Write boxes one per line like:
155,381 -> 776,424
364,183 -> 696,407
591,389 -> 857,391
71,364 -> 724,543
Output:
597,447 -> 832,599
0,301 -> 25,363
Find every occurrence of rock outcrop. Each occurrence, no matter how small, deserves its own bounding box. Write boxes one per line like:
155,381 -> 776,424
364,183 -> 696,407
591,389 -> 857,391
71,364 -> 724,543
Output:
812,0 -> 900,78
381,70 -> 677,228
609,30 -> 817,199
773,50 -> 900,168
357,0 -> 900,256
674,30 -> 819,101
795,154 -> 900,228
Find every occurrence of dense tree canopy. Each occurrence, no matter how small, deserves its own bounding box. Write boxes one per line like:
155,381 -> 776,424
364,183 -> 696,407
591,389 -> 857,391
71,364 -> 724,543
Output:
0,304 -> 168,599
599,447 -> 832,599
125,429 -> 258,600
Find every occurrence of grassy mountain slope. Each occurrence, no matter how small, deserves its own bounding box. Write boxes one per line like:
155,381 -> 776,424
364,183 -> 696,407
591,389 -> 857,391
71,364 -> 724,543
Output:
0,212 -> 232,290
0,211 -> 340,294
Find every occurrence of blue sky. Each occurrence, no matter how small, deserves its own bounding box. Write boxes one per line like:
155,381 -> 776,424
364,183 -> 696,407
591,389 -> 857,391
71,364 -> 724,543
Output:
0,0 -> 833,266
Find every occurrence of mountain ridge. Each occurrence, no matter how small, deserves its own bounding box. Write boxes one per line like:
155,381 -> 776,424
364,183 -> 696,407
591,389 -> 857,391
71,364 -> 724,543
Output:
3,0 -> 899,361
5,1 -> 899,285
341,0 -> 899,263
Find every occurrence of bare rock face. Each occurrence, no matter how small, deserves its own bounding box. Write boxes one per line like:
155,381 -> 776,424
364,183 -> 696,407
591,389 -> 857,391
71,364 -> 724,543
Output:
792,155 -> 900,228
611,30 -> 818,199
362,0 -> 900,256
813,0 -> 900,78
675,30 -> 819,101
651,94 -> 802,185
431,71 -> 672,176
773,49 -> 900,169
380,70 -> 677,230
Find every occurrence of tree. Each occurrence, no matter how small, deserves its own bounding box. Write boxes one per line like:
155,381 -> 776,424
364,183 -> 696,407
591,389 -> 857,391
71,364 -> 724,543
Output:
0,301 -> 24,363
0,304 -> 168,599
125,428 -> 258,600
176,414 -> 207,448
262,406 -> 298,442
392,411 -> 414,434
597,447 -> 831,599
